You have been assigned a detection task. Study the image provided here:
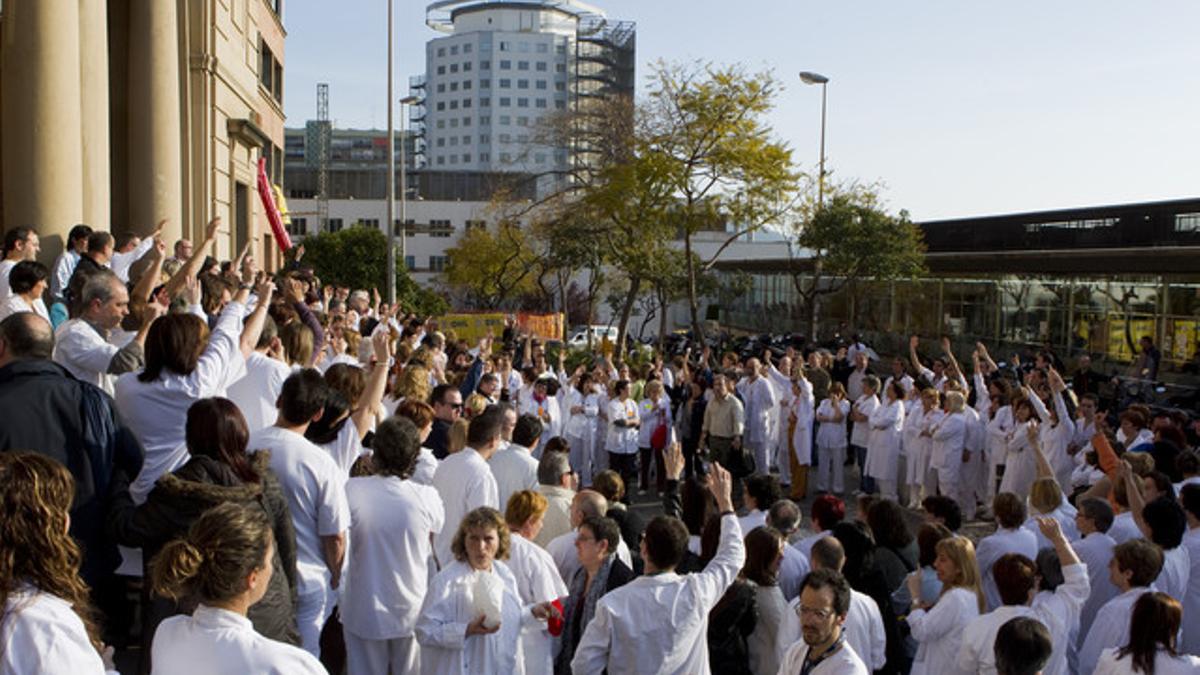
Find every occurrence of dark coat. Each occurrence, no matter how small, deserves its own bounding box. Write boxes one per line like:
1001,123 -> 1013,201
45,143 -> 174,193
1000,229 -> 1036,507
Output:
707,578 -> 757,675
0,359 -> 143,586
107,452 -> 300,672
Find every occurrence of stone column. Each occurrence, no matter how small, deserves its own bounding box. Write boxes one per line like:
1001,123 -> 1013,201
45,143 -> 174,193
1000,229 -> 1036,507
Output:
1,0 -> 84,248
80,0 -> 111,232
128,0 -> 183,243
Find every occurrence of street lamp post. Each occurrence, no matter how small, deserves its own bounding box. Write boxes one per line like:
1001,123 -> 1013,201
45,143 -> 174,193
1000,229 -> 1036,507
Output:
799,71 -> 829,206
386,0 -> 397,304
399,95 -> 420,289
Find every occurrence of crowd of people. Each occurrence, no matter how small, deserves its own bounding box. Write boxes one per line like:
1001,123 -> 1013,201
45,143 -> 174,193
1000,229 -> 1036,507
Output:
0,220 -> 1198,674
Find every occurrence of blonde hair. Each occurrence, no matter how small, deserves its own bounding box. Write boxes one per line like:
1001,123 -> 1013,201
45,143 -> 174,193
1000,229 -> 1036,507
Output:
944,391 -> 965,413
464,393 -> 489,418
448,418 -> 470,454
451,507 -> 510,562
644,380 -> 664,400
935,536 -> 985,612
1029,478 -> 1063,515
392,364 -> 431,403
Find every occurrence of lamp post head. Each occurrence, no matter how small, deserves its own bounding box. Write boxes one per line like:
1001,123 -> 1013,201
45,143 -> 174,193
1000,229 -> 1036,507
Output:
799,71 -> 829,85
400,95 -> 421,105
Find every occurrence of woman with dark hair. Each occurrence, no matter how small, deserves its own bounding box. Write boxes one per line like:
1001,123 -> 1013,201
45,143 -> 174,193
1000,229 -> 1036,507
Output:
555,516 -> 634,674
393,399 -> 440,485
0,259 -> 50,320
150,502 -> 324,673
741,526 -> 786,675
867,499 -> 919,593
1095,592 -> 1200,674
306,332 -> 392,474
835,520 -> 911,675
705,515 -> 756,675
108,397 -> 300,673
0,453 -> 112,674
117,278 -> 275,503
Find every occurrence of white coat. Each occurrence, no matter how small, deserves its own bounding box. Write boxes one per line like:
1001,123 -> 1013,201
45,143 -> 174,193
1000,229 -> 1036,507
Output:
1023,502 -> 1080,550
1095,647 -> 1200,674
777,639 -> 869,675
788,378 -> 815,465
739,376 -> 777,447
150,605 -> 325,674
930,411 -> 966,473
976,527 -> 1039,612
1073,531 -> 1119,645
636,395 -> 673,449
1029,393 -> 1077,490
1181,527 -> 1200,655
507,534 -> 569,675
906,407 -> 943,486
1000,420 -> 1038,500
571,515 -> 745,674
0,586 -> 115,675
1156,545 -> 1190,602
415,560 -> 529,675
1079,587 -> 1154,675
908,587 -> 980,675
849,395 -> 879,448
778,590 -> 886,673
865,398 -> 904,482
431,447 -> 499,568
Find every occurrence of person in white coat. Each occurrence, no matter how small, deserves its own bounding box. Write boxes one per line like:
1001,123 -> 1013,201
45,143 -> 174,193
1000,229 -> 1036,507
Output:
778,536 -> 886,672
504,491 -> 569,675
905,535 -> 985,675
1078,539 -> 1165,675
636,380 -> 674,495
765,353 -> 796,487
904,388 -> 943,509
865,380 -> 905,501
1072,497 -> 1120,647
976,492 -> 1039,611
1026,372 -> 1077,493
776,569 -> 870,675
415,507 -> 559,675
814,383 -> 850,495
739,358 -> 778,477
785,371 -> 815,500
1094,591 -> 1200,674
955,517 -> 1089,675
1115,460 -> 1192,601
928,392 -> 968,510
431,408 -> 503,568
519,375 -> 561,457
1178,484 -> 1200,656
562,372 -> 601,486
999,398 -> 1039,501
149,502 -> 325,675
572,461 -> 746,674
848,378 -> 881,495
341,416 -> 445,675
0,453 -> 119,675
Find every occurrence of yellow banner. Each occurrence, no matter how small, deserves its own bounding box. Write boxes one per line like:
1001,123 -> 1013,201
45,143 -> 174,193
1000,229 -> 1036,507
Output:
1171,320 -> 1196,362
439,313 -> 506,343
1106,314 -> 1155,361
517,313 -> 564,342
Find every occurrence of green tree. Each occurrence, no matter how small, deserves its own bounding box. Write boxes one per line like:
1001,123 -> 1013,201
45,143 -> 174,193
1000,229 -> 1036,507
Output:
301,225 -> 447,316
787,186 -> 927,336
442,220 -> 539,309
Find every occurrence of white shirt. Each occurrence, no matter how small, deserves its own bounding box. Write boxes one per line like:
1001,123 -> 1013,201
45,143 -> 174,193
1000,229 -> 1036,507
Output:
252,425 -> 351,597
0,260 -> 15,304
547,527 -> 632,586
109,237 -> 155,283
508,533 -> 569,675
415,560 -> 528,675
1108,511 -> 1142,545
606,397 -> 640,454
1181,528 -> 1200,655
976,526 -> 1038,611
53,318 -> 122,395
1079,586 -> 1154,675
779,589 -> 885,672
341,475 -> 444,640
738,509 -> 767,535
1095,647 -> 1200,675
1074,531 -> 1119,644
151,605 -> 325,674
412,447 -> 438,486
777,638 -> 869,675
50,251 -> 79,300
319,420 -> 365,475
116,301 -> 246,501
571,514 -> 746,675
956,562 -> 1089,675
0,586 -> 113,675
431,447 -> 499,568
908,586 -> 980,675
1156,545 -> 1190,601
488,443 -> 539,510
227,351 -> 292,433
0,294 -> 48,322
778,542 -> 810,602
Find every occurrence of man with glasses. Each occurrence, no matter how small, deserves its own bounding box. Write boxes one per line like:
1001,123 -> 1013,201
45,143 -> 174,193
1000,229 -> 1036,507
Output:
427,383 -> 463,459
779,569 -> 869,674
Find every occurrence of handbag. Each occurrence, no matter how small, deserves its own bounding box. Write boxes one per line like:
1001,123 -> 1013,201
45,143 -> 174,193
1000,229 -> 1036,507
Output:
650,409 -> 668,450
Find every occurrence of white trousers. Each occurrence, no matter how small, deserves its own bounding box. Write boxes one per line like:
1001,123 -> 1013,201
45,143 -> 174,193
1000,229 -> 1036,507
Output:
876,478 -> 898,502
748,440 -> 770,478
345,631 -> 419,675
566,432 -> 594,486
815,443 -> 846,494
297,587 -> 334,657
775,415 -> 792,485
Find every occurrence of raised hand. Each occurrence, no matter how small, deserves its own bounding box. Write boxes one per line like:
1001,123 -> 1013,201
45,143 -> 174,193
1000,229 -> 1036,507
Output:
708,460 -> 734,512
204,216 -> 222,242
909,334 -> 920,350
1035,516 -> 1064,542
184,275 -> 201,306
664,442 -> 685,481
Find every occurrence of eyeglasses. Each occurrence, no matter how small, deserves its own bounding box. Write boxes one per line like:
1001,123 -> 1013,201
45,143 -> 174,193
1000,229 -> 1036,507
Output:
445,402 -> 464,410
796,605 -> 834,619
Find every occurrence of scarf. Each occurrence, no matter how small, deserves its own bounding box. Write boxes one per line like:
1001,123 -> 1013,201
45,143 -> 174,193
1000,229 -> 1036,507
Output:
556,555 -> 615,672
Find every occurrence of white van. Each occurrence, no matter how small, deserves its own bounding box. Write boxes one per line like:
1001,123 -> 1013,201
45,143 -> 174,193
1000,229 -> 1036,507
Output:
566,325 -> 619,348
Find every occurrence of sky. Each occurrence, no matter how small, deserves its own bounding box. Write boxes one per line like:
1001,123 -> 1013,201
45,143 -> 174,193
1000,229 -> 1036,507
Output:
283,1 -> 1200,221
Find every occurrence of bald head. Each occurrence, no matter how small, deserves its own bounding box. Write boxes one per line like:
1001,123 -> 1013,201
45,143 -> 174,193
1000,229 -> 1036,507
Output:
0,312 -> 54,367
767,499 -> 802,535
810,536 -> 846,573
571,489 -> 608,527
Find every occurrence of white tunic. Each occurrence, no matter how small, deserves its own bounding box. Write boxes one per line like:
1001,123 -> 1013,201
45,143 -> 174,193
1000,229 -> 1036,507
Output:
53,318 -> 121,395
777,542 -> 810,602
412,447 -> 438,486
788,378 -> 815,465
1155,545 -> 1190,602
849,395 -> 879,448
815,399 -> 850,449
0,587 -> 113,675
415,560 -> 528,675
1074,531 -> 1119,645
865,398 -> 904,482
976,526 -> 1038,612
636,396 -> 673,449
252,426 -> 351,597
740,376 -> 778,446
571,515 -> 745,675
0,294 -> 49,322
930,411 -> 967,474
605,398 -> 639,454
488,443 -> 540,511
1000,420 -> 1038,499
341,475 -> 445,640
956,563 -> 1089,675
431,447 -> 499,567
562,388 -> 600,440
1182,528 -> 1200,655
319,420 -> 365,475
150,605 -> 325,674
1079,587 -> 1154,675
227,351 -> 292,433
1108,511 -> 1143,545
908,587 -> 980,675
777,639 -> 869,675
507,533 -> 569,675
1095,647 -> 1200,675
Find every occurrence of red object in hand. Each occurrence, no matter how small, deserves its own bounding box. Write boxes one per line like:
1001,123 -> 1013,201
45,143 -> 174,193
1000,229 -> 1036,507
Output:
547,598 -> 565,636
257,157 -> 292,252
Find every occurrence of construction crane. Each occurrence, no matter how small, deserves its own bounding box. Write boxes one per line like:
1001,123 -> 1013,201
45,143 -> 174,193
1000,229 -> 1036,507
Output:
304,83 -> 332,232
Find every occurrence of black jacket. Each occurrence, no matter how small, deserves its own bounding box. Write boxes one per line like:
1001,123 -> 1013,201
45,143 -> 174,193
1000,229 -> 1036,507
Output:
707,578 -> 757,675
0,359 -> 143,586
428,417 -> 452,459
108,452 -> 300,672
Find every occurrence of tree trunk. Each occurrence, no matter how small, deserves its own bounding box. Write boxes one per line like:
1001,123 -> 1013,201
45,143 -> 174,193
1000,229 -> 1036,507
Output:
558,270 -> 570,341
657,284 -> 669,354
615,274 -> 642,359
684,235 -> 704,343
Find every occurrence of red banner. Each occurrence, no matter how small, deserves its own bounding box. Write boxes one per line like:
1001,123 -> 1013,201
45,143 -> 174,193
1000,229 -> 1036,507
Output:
257,157 -> 292,252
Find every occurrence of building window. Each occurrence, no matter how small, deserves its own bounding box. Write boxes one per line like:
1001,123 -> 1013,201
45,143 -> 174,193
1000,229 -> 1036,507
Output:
480,60 -> 491,70
463,44 -> 473,54
450,45 -> 459,55
463,116 -> 472,126
449,136 -> 458,146
499,78 -> 511,88
463,99 -> 472,109
437,156 -> 445,165
499,97 -> 511,107
429,255 -> 449,271
466,219 -> 486,230
519,42 -> 530,53
464,61 -> 472,72
499,41 -> 510,51
449,101 -> 458,110
462,135 -> 471,144
437,47 -> 446,57
450,63 -> 459,73
290,217 -> 307,234
437,83 -> 446,93
555,81 -> 566,91
555,100 -> 566,110
480,152 -> 490,162
479,134 -> 490,143
500,153 -> 512,163
436,119 -> 445,129
405,255 -> 415,270
500,115 -> 511,125
358,218 -> 380,229
555,64 -> 565,73
1176,213 -> 1200,232
463,80 -> 472,90
556,43 -> 567,54
518,61 -> 530,71
437,138 -> 445,147
429,220 -> 453,238
499,133 -> 511,143
536,80 -> 547,90
500,59 -> 511,70
329,218 -> 344,232
517,79 -> 529,88
517,98 -> 528,107
537,43 -> 549,54
437,65 -> 446,75
449,82 -> 458,91
516,116 -> 529,126
480,116 -> 491,125
436,102 -> 445,111
536,62 -> 548,72
480,97 -> 491,107
259,37 -> 283,104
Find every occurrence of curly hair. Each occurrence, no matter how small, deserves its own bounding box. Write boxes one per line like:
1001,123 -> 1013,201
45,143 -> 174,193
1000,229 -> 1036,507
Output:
391,364 -> 431,404
451,507 -> 510,562
0,453 -> 102,653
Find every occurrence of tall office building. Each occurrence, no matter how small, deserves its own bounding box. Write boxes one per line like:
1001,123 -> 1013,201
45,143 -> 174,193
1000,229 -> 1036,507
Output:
415,0 -> 635,196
